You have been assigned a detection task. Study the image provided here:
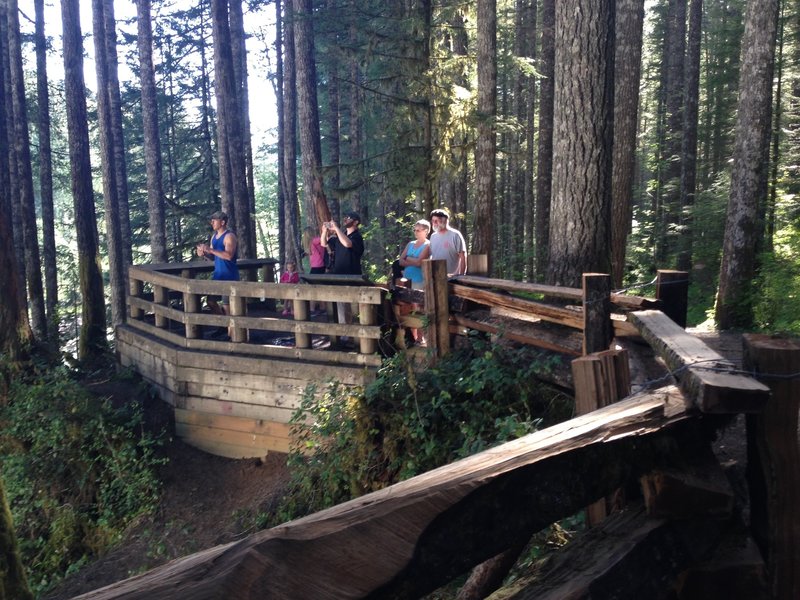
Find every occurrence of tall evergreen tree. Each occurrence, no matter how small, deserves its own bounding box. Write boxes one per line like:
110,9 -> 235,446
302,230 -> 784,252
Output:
547,0 -> 615,287
34,0 -> 58,339
61,0 -> 108,363
473,0 -> 497,270
136,0 -> 168,262
611,0 -> 645,287
535,0 -> 554,282
7,0 -> 47,342
716,0 -> 779,328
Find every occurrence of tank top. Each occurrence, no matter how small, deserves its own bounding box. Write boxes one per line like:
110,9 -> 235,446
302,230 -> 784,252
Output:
403,241 -> 428,283
212,230 -> 239,281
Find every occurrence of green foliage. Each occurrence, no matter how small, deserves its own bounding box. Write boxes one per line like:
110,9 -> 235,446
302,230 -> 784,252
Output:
0,367 -> 164,595
754,225 -> 800,334
275,340 -> 571,522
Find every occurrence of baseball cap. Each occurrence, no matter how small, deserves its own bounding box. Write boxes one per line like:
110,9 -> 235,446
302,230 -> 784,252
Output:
209,211 -> 228,221
344,211 -> 361,223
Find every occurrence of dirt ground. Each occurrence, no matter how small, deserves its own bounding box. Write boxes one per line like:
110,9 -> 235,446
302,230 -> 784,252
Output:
44,328 -> 752,599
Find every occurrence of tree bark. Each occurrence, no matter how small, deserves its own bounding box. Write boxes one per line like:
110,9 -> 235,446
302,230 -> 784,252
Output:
136,0 -> 168,263
472,0 -> 497,269
92,0 -> 127,327
716,0 -> 779,329
534,0 -> 554,282
677,0 -> 703,272
34,0 -> 58,341
610,0 -> 645,288
282,0 -> 302,267
293,0 -> 331,229
547,0 -> 615,287
61,0 -> 108,363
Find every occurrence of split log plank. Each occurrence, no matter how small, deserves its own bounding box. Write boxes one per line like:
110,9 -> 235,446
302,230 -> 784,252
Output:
76,388 -> 692,600
455,311 -> 582,357
450,275 -> 659,310
450,284 -> 584,330
628,310 -> 769,413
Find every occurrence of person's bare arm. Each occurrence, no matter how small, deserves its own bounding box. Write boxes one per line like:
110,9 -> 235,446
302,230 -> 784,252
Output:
455,251 -> 467,275
330,221 -> 352,248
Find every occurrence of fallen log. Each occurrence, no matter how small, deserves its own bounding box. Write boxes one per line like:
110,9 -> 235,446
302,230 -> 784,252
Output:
628,311 -> 769,413
77,388 -> 693,600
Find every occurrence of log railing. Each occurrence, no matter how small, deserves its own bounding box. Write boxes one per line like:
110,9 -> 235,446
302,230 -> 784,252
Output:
126,260 -> 385,366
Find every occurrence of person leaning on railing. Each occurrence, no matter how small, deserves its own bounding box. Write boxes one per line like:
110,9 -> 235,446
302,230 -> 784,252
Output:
196,210 -> 239,338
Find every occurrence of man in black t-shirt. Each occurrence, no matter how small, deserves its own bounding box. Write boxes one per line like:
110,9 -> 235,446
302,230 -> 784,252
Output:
322,211 -> 364,332
324,212 -> 364,275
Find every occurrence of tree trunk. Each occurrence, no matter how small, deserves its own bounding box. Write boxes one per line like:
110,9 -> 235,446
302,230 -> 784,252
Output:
534,0 -> 554,282
472,0 -> 497,269
211,0 -> 253,259
677,0 -> 703,272
275,0 -> 286,264
61,0 -> 108,363
0,478 -> 33,600
281,0 -> 302,266
92,0 -> 126,328
547,0 -> 615,287
610,0 -> 645,288
102,0 -> 132,270
293,0 -> 331,228
322,0 -> 341,230
136,0 -> 168,263
716,0 -> 779,329
7,0 -> 47,342
34,0 -> 58,340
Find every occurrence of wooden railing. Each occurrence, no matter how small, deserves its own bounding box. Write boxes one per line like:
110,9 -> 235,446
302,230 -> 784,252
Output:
126,259 -> 385,367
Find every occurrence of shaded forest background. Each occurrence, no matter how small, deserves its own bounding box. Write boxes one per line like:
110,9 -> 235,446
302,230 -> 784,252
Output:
0,0 -> 798,596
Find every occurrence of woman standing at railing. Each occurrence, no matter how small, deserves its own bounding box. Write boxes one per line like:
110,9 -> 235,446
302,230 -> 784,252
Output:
196,211 -> 239,336
398,219 -> 431,345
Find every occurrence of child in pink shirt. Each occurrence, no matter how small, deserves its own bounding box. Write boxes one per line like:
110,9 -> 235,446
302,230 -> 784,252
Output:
280,261 -> 300,316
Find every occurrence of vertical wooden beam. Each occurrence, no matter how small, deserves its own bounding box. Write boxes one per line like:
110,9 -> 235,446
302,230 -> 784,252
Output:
294,299 -> 310,349
582,273 -> 612,355
129,278 -> 143,320
358,303 -> 377,355
743,334 -> 800,600
260,262 -> 276,283
656,270 -> 689,328
182,269 -> 199,339
154,285 -> 167,329
423,259 -> 450,359
571,348 -> 631,525
229,295 -> 247,343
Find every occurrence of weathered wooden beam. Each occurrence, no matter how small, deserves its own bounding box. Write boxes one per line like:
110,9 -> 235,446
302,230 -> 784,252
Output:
454,311 -> 582,357
450,284 -> 584,330
424,259 -> 450,359
76,388 -> 693,600
628,310 -> 770,413
743,334 -> 800,600
449,275 -> 658,311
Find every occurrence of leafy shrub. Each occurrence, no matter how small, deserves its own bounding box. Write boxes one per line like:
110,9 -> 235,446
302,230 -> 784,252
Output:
0,367 -> 164,595
276,339 -> 571,521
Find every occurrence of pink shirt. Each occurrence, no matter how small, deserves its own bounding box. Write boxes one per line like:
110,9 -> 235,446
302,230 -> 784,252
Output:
280,271 -> 300,284
309,236 -> 325,269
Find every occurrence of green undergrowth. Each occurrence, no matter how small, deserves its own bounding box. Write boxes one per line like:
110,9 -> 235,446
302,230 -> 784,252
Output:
273,338 -> 573,523
0,364 -> 165,596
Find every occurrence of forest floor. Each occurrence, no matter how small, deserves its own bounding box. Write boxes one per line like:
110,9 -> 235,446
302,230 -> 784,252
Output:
44,326 -> 751,599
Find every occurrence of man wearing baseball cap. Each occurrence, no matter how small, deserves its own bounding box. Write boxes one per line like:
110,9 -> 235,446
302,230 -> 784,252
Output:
323,211 -> 364,275
196,211 -> 239,335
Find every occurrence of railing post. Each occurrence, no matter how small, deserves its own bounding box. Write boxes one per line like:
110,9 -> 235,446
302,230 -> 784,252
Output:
743,334 -> 800,599
572,348 -> 631,525
294,299 -> 310,349
582,273 -> 612,355
229,295 -> 247,343
129,277 -> 143,320
154,285 -> 167,329
423,259 -> 450,359
359,302 -> 377,355
656,270 -> 689,328
182,269 -> 200,339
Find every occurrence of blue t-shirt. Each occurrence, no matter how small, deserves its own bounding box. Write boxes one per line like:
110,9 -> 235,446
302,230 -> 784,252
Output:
212,230 -> 239,281
403,241 -> 429,283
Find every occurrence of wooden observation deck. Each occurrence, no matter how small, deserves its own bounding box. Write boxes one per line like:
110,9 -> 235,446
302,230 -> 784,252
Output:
118,259 -> 385,457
